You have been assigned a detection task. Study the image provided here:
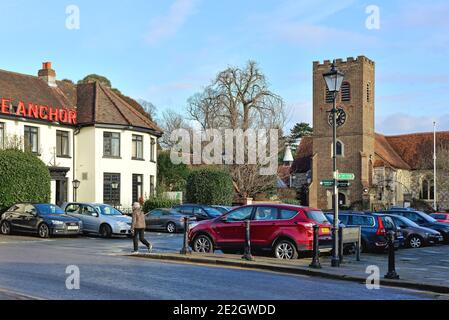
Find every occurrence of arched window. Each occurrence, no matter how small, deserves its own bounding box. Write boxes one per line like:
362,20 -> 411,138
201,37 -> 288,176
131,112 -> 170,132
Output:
336,140 -> 344,157
421,179 -> 434,200
341,81 -> 351,102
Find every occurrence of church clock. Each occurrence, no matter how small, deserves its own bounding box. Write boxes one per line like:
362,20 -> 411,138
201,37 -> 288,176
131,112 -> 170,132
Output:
328,108 -> 347,127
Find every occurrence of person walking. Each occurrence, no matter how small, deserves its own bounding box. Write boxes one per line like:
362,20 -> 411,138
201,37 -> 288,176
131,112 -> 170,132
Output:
131,202 -> 152,254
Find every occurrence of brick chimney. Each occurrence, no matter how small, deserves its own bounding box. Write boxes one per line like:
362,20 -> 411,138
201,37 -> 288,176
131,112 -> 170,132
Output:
38,62 -> 57,87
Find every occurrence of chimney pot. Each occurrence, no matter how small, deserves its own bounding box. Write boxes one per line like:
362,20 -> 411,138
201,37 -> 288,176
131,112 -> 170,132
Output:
38,61 -> 57,87
43,62 -> 52,70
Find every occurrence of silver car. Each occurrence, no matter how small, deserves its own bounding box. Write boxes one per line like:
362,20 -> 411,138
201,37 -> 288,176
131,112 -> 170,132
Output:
61,202 -> 132,238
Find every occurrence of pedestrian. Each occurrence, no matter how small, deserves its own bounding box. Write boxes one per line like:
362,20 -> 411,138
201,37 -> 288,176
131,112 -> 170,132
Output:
131,202 -> 152,254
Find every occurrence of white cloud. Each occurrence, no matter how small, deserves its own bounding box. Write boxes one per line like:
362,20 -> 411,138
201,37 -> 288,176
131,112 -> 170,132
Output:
145,0 -> 199,45
377,113 -> 449,135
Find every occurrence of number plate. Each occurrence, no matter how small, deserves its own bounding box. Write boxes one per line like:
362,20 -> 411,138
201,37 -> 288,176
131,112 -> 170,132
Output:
321,228 -> 330,234
67,226 -> 79,231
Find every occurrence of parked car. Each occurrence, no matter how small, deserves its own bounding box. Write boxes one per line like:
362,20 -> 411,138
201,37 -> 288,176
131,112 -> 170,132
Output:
386,214 -> 443,248
324,212 -> 345,227
145,208 -> 195,233
382,209 -> 449,243
173,204 -> 223,221
61,202 -> 132,238
338,212 -> 403,252
211,206 -> 235,214
0,203 -> 82,238
430,213 -> 449,224
188,204 -> 332,260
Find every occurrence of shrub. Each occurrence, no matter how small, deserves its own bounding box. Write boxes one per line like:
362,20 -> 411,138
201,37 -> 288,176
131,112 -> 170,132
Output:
186,168 -> 234,205
280,198 -> 300,205
0,149 -> 51,211
142,197 -> 181,213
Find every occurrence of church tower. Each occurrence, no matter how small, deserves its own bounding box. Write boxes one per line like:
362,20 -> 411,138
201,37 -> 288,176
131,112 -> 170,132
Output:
309,56 -> 375,209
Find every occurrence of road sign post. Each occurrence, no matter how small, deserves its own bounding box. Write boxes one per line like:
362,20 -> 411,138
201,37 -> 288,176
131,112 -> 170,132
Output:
337,173 -> 355,181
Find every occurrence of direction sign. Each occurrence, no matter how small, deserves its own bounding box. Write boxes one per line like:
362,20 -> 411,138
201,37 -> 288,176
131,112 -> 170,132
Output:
337,181 -> 350,188
337,173 -> 355,180
320,180 -> 334,187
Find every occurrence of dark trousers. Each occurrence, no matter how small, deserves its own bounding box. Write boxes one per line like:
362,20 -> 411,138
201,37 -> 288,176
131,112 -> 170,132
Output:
133,228 -> 150,251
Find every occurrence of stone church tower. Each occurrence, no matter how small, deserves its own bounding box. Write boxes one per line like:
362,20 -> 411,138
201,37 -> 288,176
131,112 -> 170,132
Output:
309,56 -> 375,209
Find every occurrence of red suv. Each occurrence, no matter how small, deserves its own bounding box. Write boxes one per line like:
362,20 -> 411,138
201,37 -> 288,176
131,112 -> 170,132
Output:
188,204 -> 332,260
431,213 -> 449,224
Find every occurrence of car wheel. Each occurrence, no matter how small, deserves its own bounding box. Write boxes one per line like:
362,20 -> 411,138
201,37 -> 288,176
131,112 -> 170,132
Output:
193,235 -> 214,253
166,222 -> 176,234
273,240 -> 298,260
38,223 -> 50,238
408,235 -> 423,248
0,221 -> 11,235
99,224 -> 112,238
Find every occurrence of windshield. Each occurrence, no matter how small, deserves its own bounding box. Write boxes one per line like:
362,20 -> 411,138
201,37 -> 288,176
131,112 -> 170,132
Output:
95,205 -> 123,216
35,204 -> 64,215
417,211 -> 437,223
305,210 -> 329,224
203,207 -> 222,217
398,216 -> 420,228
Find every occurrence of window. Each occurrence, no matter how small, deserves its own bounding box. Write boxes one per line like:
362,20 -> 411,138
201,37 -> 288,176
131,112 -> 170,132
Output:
336,141 -> 344,156
56,130 -> 70,157
103,173 -> 121,205
0,122 -> 4,149
103,132 -> 120,157
132,135 -> 143,160
254,207 -> 278,221
226,207 -> 253,222
279,209 -> 298,220
24,126 -> 39,154
175,205 -> 194,215
420,179 -> 434,200
305,210 -> 329,224
341,82 -> 351,101
132,174 -> 143,203
80,205 -> 98,217
150,175 -> 155,197
194,207 -> 208,218
65,204 -> 80,214
350,215 -> 375,227
367,82 -> 371,102
325,87 -> 334,103
150,138 -> 156,162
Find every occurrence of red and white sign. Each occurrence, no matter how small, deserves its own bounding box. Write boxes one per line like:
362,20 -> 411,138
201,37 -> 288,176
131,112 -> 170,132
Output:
0,97 -> 77,125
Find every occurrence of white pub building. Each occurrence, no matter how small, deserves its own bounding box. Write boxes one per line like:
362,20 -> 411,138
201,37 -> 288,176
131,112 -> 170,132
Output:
0,62 -> 162,207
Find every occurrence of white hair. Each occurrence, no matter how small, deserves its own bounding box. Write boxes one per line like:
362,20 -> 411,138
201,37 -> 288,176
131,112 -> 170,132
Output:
132,202 -> 141,210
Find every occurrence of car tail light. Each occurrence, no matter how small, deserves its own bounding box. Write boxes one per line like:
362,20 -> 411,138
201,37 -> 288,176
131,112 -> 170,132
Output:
376,217 -> 386,236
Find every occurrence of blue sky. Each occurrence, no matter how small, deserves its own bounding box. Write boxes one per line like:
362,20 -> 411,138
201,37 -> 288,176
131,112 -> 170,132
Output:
0,0 -> 448,135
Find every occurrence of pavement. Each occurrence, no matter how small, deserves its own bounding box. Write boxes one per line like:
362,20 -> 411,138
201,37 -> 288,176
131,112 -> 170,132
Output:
0,232 -> 446,300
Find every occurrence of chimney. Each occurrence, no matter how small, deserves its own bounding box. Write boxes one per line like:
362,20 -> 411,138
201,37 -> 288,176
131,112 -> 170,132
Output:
38,62 -> 57,87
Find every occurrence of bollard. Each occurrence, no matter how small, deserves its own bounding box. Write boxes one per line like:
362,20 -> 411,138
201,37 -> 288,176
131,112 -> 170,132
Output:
242,220 -> 254,261
384,230 -> 400,279
180,216 -> 191,255
309,225 -> 321,269
338,227 -> 344,263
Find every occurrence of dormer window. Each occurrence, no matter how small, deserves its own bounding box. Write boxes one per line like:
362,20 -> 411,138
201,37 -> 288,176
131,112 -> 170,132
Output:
341,82 -> 351,102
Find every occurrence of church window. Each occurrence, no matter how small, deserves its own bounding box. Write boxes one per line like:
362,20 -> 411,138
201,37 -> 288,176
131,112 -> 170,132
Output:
332,140 -> 344,157
420,179 -> 434,200
341,82 -> 351,101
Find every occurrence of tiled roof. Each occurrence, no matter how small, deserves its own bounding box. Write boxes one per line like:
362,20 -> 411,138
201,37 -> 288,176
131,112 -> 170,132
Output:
385,132 -> 449,170
0,67 -> 162,135
0,69 -> 76,109
374,133 -> 411,170
291,137 -> 313,173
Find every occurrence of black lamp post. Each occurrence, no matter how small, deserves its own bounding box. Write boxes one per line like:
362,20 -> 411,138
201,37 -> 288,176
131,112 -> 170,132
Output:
72,179 -> 81,202
323,61 -> 345,268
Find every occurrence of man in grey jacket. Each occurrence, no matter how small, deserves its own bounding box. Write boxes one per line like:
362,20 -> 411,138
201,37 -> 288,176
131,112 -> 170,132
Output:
131,202 -> 152,254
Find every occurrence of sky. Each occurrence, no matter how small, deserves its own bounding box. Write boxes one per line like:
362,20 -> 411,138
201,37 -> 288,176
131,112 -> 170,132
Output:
0,0 -> 448,135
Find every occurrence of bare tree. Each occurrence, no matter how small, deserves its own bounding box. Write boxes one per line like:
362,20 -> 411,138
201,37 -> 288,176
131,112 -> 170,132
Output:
187,61 -> 285,199
137,99 -> 158,121
159,109 -> 192,150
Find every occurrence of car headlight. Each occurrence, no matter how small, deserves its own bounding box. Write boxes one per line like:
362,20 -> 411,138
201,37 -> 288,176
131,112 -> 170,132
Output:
51,220 -> 64,226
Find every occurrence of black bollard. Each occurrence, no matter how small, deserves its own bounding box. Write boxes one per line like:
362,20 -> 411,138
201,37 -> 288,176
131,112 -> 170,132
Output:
180,216 -> 191,255
338,227 -> 344,263
384,230 -> 400,279
309,225 -> 321,269
242,219 -> 254,261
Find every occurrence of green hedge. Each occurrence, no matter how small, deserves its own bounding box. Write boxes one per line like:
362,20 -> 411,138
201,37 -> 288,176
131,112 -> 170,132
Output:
142,197 -> 181,213
186,168 -> 234,205
280,198 -> 300,205
0,149 -> 51,211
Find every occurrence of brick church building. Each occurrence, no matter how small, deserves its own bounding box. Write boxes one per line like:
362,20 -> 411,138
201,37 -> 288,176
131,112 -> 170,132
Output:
292,56 -> 449,211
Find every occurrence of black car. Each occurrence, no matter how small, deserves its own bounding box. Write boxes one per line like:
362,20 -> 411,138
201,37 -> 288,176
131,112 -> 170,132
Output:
383,209 -> 449,243
145,209 -> 195,233
386,214 -> 443,248
0,203 -> 83,238
172,204 -> 223,221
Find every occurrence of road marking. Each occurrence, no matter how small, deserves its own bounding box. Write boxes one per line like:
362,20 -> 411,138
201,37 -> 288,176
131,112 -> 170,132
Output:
0,287 -> 45,300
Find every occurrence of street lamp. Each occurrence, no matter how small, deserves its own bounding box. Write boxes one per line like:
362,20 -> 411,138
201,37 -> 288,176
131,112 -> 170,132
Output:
323,61 -> 345,268
72,179 -> 81,202
111,182 -> 119,208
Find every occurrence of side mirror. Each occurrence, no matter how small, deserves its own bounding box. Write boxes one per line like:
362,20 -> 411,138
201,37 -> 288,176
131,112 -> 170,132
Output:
92,212 -> 99,218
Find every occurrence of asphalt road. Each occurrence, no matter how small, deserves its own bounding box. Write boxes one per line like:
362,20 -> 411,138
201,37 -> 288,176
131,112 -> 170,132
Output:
0,233 -> 445,300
